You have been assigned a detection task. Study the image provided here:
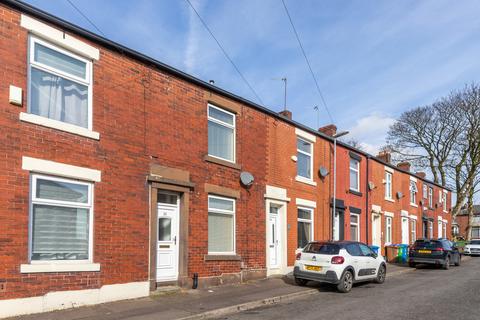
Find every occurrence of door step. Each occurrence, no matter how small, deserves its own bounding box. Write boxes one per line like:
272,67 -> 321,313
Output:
152,285 -> 181,296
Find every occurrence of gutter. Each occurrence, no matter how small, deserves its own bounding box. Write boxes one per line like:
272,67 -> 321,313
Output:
2,0 -> 450,192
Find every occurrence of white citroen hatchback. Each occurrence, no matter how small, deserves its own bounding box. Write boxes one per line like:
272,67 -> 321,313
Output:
293,241 -> 386,293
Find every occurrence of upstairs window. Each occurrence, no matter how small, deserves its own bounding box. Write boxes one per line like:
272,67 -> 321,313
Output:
29,36 -> 92,129
30,175 -> 93,261
296,138 -> 313,180
423,185 -> 428,199
428,187 -> 433,208
349,158 -> 360,192
442,193 -> 447,211
208,104 -> 235,162
385,171 -> 392,199
410,181 -> 418,205
385,217 -> 392,244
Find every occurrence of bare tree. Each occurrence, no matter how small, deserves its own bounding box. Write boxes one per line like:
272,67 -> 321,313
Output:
387,84 -> 480,224
343,138 -> 364,151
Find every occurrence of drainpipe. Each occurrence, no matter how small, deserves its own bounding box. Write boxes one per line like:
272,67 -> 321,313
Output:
366,156 -> 370,245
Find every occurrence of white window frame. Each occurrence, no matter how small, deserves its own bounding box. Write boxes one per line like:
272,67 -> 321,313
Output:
207,104 -> 236,163
207,195 -> 236,255
28,35 -> 93,130
442,193 -> 448,212
385,171 -> 393,200
411,220 -> 417,243
296,137 -> 313,181
442,223 -> 447,239
428,187 -> 433,208
410,181 -> 418,206
29,174 -> 94,264
297,206 -> 314,249
423,185 -> 428,199
350,213 -> 360,241
349,158 -> 360,192
385,216 -> 392,245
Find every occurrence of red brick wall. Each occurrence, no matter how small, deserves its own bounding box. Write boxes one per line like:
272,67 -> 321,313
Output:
0,4 -> 268,300
266,120 -> 331,266
334,146 -> 368,243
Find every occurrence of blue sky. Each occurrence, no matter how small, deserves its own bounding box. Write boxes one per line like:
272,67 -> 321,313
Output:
24,0 -> 480,154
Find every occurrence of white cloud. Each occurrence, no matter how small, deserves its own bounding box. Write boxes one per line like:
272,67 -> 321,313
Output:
346,113 -> 396,155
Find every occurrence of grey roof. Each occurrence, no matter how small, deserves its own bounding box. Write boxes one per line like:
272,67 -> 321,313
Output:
459,205 -> 480,216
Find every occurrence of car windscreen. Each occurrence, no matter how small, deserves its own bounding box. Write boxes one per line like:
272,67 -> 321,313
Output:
304,243 -> 340,255
470,240 -> 480,245
414,241 -> 441,249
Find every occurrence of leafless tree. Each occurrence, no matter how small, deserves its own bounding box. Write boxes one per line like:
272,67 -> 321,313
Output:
386,84 -> 480,224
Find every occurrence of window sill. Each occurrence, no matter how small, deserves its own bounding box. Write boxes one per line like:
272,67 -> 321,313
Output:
204,254 -> 241,261
295,176 -> 317,186
20,262 -> 100,273
204,155 -> 241,170
385,197 -> 395,203
349,189 -> 363,197
410,203 -> 419,208
20,112 -> 100,140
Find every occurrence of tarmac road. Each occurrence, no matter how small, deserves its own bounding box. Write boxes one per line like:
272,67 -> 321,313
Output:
215,257 -> 480,320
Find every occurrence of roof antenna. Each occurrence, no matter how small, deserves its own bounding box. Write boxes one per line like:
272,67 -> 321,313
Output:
281,77 -> 287,111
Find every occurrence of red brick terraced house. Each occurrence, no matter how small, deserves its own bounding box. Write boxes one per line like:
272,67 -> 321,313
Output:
0,1 -> 452,318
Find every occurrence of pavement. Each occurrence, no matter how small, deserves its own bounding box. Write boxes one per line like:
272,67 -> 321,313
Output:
8,260 -> 468,320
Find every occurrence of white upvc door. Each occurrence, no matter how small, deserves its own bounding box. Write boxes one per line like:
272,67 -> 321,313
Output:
438,221 -> 443,238
268,206 -> 280,269
333,211 -> 340,241
156,196 -> 179,282
372,214 -> 381,247
401,217 -> 409,244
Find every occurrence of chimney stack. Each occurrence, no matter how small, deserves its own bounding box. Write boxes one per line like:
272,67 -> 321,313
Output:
278,110 -> 292,120
415,172 -> 426,179
318,124 -> 337,137
397,161 -> 411,172
377,150 -> 392,164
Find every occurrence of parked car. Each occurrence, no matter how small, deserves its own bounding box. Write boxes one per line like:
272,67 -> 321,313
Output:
463,239 -> 480,256
293,241 -> 386,293
408,239 -> 461,269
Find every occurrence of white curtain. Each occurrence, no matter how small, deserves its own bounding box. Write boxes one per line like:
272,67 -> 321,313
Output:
30,68 -> 88,128
208,121 -> 234,161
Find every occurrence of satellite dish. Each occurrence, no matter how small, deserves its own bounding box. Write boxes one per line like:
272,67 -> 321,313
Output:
368,181 -> 376,190
396,191 -> 403,199
319,167 -> 329,178
240,172 -> 254,186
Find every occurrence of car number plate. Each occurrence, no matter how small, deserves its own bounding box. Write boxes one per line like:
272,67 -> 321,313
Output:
418,250 -> 431,254
305,265 -> 321,271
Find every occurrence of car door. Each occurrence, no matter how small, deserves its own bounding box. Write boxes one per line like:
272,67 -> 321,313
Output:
358,244 -> 378,279
345,243 -> 363,279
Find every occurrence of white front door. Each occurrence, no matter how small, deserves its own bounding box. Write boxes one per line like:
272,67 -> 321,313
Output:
333,211 -> 340,241
401,217 -> 409,244
372,214 -> 381,247
156,194 -> 179,282
268,205 -> 280,269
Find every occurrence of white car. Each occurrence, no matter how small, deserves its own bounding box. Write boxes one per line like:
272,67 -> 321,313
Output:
293,241 -> 386,293
464,239 -> 480,256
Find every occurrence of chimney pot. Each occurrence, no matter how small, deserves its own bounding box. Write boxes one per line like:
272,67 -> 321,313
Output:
415,171 -> 426,179
376,150 -> 392,164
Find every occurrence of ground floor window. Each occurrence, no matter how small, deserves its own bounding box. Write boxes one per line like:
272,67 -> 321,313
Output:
297,207 -> 313,248
30,174 -> 93,261
208,195 -> 235,254
350,213 -> 360,241
411,220 -> 417,243
472,227 -> 480,239
385,217 -> 392,244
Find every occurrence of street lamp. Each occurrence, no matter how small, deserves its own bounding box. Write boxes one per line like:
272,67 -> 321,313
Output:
332,130 -> 349,241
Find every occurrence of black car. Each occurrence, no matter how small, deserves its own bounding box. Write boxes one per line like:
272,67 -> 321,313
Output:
408,239 -> 461,269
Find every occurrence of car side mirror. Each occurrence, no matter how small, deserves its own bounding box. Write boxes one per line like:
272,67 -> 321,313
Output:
370,252 -> 378,258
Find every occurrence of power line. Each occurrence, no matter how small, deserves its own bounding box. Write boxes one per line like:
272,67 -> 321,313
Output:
281,0 -> 334,124
65,0 -> 106,37
184,0 -> 264,105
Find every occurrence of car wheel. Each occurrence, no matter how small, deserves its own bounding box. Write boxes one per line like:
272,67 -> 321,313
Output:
374,265 -> 386,284
443,256 -> 450,270
454,255 -> 461,267
294,277 -> 308,286
337,270 -> 353,293
408,261 -> 416,268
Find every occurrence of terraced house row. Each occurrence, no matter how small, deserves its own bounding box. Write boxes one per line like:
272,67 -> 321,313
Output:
0,1 -> 452,318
